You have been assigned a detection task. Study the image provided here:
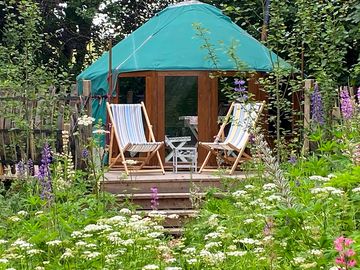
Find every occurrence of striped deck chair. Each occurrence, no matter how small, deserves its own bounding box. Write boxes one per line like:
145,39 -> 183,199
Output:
199,101 -> 265,175
106,102 -> 165,175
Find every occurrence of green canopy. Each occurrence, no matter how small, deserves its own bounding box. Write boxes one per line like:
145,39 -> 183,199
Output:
77,0 -> 290,96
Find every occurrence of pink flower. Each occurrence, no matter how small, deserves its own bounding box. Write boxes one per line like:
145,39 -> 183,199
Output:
336,256 -> 346,265
348,259 -> 356,267
345,249 -> 356,257
334,236 -> 357,269
344,239 -> 354,247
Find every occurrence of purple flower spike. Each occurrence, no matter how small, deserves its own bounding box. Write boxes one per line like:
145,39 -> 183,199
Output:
27,159 -> 34,176
150,187 -> 159,210
234,78 -> 245,86
288,156 -> 297,164
311,83 -> 324,125
82,149 -> 89,159
38,143 -> 53,203
16,161 -> 25,177
340,88 -> 353,120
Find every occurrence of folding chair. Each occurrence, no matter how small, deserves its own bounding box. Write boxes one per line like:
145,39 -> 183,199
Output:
106,102 -> 165,175
199,101 -> 265,175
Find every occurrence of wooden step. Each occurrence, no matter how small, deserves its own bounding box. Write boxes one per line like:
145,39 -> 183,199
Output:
102,178 -> 222,194
136,209 -> 198,227
165,227 -> 184,236
116,192 -> 218,210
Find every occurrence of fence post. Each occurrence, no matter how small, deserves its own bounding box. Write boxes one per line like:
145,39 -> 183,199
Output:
302,79 -> 314,154
74,80 -> 92,170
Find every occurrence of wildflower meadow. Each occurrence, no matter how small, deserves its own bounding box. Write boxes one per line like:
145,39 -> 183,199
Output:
1,0 -> 360,269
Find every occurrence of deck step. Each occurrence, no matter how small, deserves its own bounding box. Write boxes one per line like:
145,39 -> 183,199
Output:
164,227 -> 184,236
136,209 -> 199,227
116,192 -> 222,210
102,178 -> 222,194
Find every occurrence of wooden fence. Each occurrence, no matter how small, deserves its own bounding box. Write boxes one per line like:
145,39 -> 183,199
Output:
0,85 -> 92,172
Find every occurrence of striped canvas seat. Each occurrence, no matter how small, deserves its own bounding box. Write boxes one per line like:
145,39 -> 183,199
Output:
199,101 -> 264,175
107,102 -> 165,175
111,104 -> 162,152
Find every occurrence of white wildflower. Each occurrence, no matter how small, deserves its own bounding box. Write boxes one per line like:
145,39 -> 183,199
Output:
106,215 -> 127,225
122,239 -> 135,246
0,258 -> 8,263
17,211 -> 28,216
263,236 -> 274,243
60,248 -> 74,259
11,239 -> 33,249
168,214 -> 179,219
83,251 -> 101,259
71,231 -> 83,238
310,187 -> 344,196
243,218 -> 255,224
263,183 -> 277,191
309,175 -> 330,182
35,267 -> 45,270
27,249 -> 42,255
147,232 -> 163,238
8,216 -> 20,222
236,238 -> 261,245
83,224 -> 112,233
207,214 -> 219,227
232,190 -> 247,198
183,247 -> 196,254
86,243 -> 97,248
227,251 -> 247,257
164,267 -> 182,270
119,208 -> 132,215
293,257 -> 306,264
78,115 -> 95,126
187,258 -> 197,264
129,214 -> 142,221
244,185 -> 255,190
199,250 -> 225,265
266,195 -> 282,202
352,187 -> 360,193
0,240 -> 8,244
205,242 -> 222,249
280,241 -> 287,247
46,240 -> 62,246
204,232 -> 220,240
142,265 -> 159,270
309,249 -> 322,256
300,262 -> 317,269
227,245 -> 237,251
75,241 -> 88,247
35,211 -> 44,216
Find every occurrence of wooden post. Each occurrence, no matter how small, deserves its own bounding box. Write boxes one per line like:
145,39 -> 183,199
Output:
302,79 -> 314,154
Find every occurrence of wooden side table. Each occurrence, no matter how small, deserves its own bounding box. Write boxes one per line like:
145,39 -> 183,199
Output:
173,147 -> 197,173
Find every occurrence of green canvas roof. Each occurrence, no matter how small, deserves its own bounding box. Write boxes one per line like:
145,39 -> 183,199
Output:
77,0 -> 290,96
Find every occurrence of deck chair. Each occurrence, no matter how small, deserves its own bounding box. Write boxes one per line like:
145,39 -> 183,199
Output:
106,102 -> 165,175
199,101 -> 265,175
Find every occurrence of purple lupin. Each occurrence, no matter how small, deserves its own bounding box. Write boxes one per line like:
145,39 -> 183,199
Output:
38,143 -> 53,203
340,87 -> 353,120
311,83 -> 324,125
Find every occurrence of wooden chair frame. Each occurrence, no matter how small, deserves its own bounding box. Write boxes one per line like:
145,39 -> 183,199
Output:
107,102 -> 165,175
199,101 -> 265,175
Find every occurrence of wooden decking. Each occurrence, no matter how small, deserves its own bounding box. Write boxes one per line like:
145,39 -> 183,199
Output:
102,170 -> 246,234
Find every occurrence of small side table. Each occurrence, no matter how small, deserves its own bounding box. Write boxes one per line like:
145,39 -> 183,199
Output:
173,147 -> 197,173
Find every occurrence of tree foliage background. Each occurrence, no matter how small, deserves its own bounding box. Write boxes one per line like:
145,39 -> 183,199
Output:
0,0 -> 359,85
